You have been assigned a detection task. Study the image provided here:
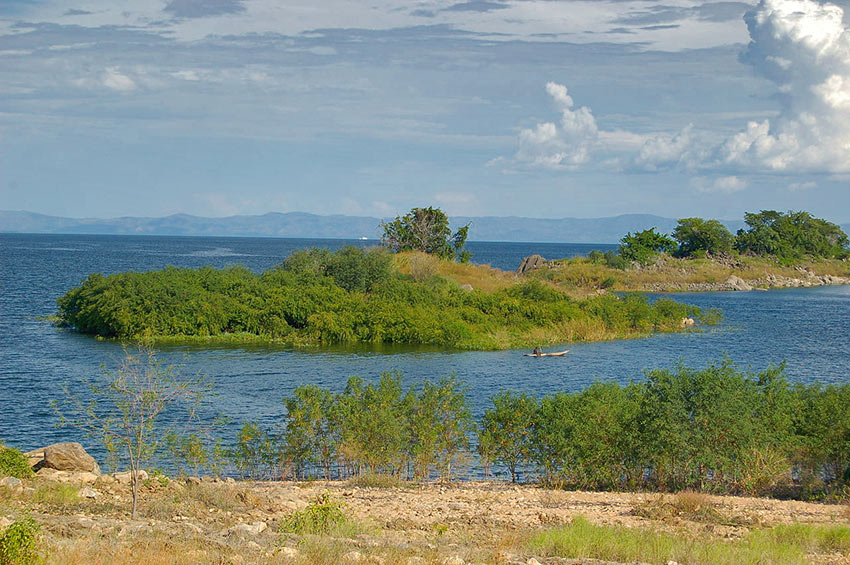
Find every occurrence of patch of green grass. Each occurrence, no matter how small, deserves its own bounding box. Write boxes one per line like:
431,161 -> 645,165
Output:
30,483 -> 78,507
526,516 -> 850,565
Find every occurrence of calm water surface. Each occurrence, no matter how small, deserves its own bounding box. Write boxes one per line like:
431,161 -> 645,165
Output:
1,233 -> 848,465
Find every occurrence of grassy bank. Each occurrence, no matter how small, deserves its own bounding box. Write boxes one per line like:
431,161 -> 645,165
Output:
529,252 -> 850,293
55,247 -> 703,349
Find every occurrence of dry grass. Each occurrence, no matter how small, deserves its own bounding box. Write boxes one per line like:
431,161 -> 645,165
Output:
393,252 -> 516,293
632,490 -> 757,526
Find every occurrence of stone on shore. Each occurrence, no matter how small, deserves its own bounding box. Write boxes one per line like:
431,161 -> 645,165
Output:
516,255 -> 546,274
39,443 -> 101,474
725,275 -> 752,291
112,470 -> 148,484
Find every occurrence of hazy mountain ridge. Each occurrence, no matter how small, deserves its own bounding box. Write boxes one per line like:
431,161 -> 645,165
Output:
2,210 -> 845,244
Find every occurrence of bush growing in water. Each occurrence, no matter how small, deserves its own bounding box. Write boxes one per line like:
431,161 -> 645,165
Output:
57,246 -> 699,349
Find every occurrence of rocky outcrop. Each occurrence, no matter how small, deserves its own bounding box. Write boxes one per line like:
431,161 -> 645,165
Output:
725,275 -> 752,291
516,255 -> 546,274
28,443 -> 100,474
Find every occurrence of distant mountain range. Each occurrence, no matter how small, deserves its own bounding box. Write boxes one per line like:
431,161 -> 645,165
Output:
2,210 -> 848,244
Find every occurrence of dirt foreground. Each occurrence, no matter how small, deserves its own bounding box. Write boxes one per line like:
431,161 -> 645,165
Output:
3,474 -> 850,564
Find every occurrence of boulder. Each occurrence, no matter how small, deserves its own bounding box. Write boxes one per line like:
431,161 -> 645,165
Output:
23,448 -> 45,470
112,470 -> 148,485
516,254 -> 546,275
725,275 -> 752,292
459,283 -> 473,291
42,443 -> 100,474
80,486 -> 100,499
0,477 -> 23,495
226,521 -> 267,537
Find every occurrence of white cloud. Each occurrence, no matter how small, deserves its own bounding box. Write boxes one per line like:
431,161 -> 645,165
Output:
102,67 -> 136,91
514,82 -> 598,169
690,175 -> 749,194
640,0 -> 850,174
510,0 -> 850,179
788,180 -> 816,191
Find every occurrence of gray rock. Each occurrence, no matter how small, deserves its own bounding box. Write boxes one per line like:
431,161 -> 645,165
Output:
112,470 -> 148,485
42,443 -> 101,474
80,486 -> 100,499
460,283 -> 473,291
725,275 -> 752,291
0,477 -> 23,494
227,521 -> 267,537
516,254 -> 546,274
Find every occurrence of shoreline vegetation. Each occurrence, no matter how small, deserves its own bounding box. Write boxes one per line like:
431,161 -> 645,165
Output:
53,207 -> 850,349
54,248 -> 705,349
5,358 -> 850,563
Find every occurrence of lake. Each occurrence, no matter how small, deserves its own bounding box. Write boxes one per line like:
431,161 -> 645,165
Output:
1,233 -> 848,468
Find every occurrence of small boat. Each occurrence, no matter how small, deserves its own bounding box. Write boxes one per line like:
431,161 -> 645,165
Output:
523,350 -> 570,357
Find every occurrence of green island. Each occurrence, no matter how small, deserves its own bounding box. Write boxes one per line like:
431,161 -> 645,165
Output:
56,208 -> 849,349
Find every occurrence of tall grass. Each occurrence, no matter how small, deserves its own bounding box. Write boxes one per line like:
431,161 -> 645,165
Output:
527,516 -> 850,565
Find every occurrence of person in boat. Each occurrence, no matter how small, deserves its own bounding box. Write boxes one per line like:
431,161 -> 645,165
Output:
533,346 -> 542,356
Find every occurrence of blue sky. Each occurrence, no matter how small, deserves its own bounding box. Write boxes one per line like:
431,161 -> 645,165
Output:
1,0 -> 849,222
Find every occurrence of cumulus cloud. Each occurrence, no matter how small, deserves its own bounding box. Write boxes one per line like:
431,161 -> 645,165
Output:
514,82 -> 598,169
511,0 -> 850,178
639,0 -> 850,173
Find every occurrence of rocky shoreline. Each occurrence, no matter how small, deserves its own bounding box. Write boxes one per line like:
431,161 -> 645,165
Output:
641,269 -> 850,293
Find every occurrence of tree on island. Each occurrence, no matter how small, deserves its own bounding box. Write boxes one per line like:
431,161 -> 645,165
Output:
736,210 -> 849,261
619,227 -> 676,265
380,207 -> 471,262
672,217 -> 735,257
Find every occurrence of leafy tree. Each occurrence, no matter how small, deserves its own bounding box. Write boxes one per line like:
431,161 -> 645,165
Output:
229,422 -> 276,480
406,376 -> 474,480
283,385 -> 339,479
478,391 -> 538,482
618,228 -> 676,265
381,207 -> 471,262
672,217 -> 734,257
55,347 -> 210,518
736,210 -> 849,261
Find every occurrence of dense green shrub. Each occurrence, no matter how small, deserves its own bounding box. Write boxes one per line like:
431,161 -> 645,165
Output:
57,247 -> 699,349
0,445 -> 33,479
672,218 -> 735,257
479,391 -> 538,483
619,228 -> 676,265
275,373 -> 474,480
0,517 -> 42,565
279,492 -> 347,535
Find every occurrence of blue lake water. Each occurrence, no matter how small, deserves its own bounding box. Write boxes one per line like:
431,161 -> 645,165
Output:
1,233 -> 849,470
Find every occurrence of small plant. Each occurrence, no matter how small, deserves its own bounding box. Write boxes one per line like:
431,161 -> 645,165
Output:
279,492 -> 346,535
0,516 -> 43,565
0,445 -> 33,479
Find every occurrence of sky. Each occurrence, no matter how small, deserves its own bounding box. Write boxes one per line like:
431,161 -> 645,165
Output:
1,0 -> 849,222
